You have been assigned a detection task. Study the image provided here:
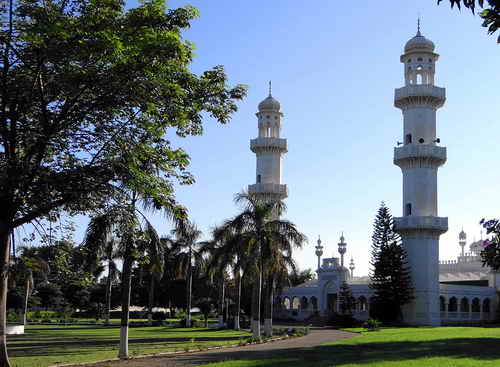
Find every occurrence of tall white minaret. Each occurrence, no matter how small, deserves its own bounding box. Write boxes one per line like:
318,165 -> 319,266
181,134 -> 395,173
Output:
393,23 -> 448,326
459,229 -> 467,257
315,236 -> 324,272
248,83 -> 288,210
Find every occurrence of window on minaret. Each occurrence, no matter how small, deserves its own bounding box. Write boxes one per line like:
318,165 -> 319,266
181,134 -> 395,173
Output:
405,203 -> 412,216
405,134 -> 412,145
257,174 -> 261,183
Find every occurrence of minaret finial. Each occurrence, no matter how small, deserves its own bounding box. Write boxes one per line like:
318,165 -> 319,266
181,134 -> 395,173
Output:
268,80 -> 272,97
417,16 -> 421,36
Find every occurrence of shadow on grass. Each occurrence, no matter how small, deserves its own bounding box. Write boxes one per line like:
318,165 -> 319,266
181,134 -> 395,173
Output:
172,337 -> 500,366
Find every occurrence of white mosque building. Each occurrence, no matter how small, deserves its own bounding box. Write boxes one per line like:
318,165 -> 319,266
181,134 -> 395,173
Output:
254,27 -> 499,326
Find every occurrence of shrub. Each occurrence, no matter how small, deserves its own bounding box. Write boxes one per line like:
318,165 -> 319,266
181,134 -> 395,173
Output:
7,312 -> 18,323
327,312 -> 358,328
152,311 -> 166,321
364,318 -> 381,331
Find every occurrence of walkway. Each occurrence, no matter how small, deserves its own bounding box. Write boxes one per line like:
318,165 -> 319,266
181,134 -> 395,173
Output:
89,328 -> 357,367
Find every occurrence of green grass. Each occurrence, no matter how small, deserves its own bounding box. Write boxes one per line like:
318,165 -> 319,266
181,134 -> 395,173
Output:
9,324 -> 250,367
199,327 -> 500,367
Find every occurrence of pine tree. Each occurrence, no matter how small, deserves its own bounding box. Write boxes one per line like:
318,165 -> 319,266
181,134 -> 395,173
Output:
369,202 -> 414,322
338,281 -> 356,315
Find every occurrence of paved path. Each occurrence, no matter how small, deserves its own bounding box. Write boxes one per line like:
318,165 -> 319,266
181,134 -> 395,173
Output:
90,328 -> 357,367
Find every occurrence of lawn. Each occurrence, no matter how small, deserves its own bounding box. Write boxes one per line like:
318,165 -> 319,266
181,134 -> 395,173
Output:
9,324 -> 250,367
199,327 -> 500,367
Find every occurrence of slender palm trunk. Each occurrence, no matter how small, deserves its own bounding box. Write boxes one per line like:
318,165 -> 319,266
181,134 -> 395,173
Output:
263,275 -> 274,337
147,276 -> 155,326
104,261 -> 112,325
22,277 -> 30,327
251,264 -> 262,338
185,245 -> 192,328
234,272 -> 241,330
0,223 -> 12,366
218,277 -> 225,328
118,246 -> 133,360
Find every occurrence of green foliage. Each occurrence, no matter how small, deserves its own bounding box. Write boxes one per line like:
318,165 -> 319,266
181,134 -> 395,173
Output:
369,202 -> 414,323
438,0 -> 500,43
480,218 -> 500,269
364,318 -> 382,331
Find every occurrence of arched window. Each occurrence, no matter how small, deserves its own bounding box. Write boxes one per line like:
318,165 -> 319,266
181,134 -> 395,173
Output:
283,297 -> 291,310
310,296 -> 318,311
472,298 -> 480,312
256,174 -> 261,183
405,203 -> 412,216
440,296 -> 446,312
483,299 -> 491,313
405,134 -> 412,144
448,297 -> 457,312
358,296 -> 367,312
292,297 -> 301,310
301,297 -> 308,310
460,297 -> 469,312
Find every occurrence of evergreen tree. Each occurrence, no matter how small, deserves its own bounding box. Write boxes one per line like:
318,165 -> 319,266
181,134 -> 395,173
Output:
369,202 -> 414,322
338,281 -> 356,315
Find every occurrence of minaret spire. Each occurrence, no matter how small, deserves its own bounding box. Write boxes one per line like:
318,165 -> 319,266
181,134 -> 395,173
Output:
268,80 -> 272,97
417,17 -> 421,36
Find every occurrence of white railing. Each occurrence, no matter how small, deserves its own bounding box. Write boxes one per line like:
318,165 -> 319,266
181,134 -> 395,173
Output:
248,183 -> 288,196
395,85 -> 446,101
394,216 -> 448,232
394,144 -> 446,162
250,138 -> 287,151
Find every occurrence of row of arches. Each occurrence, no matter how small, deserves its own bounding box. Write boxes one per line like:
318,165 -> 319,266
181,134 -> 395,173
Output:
440,296 -> 490,313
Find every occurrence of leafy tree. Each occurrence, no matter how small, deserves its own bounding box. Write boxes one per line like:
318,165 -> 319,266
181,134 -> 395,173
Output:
338,281 -> 356,315
369,202 -> 414,323
0,0 -> 245,363
289,268 -> 315,287
480,218 -> 500,269
438,0 -> 500,42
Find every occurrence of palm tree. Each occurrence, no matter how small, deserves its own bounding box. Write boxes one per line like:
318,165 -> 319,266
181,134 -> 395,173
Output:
221,191 -> 306,338
170,221 -> 203,328
83,213 -> 122,325
11,252 -> 49,326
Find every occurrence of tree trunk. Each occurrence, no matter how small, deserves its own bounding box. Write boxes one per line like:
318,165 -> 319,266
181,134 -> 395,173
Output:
104,262 -> 112,326
234,272 -> 241,330
251,267 -> 261,338
263,275 -> 274,337
0,223 -> 12,366
22,278 -> 30,327
218,277 -> 225,328
118,247 -> 133,360
185,247 -> 192,328
147,276 -> 154,326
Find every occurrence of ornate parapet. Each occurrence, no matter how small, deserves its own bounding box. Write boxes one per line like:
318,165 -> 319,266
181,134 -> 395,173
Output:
250,137 -> 287,153
394,216 -> 448,235
395,85 -> 445,109
248,183 -> 288,199
394,144 -> 446,168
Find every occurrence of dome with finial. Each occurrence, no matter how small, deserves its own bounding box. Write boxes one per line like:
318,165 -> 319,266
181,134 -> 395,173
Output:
459,228 -> 466,240
404,19 -> 435,53
258,81 -> 281,112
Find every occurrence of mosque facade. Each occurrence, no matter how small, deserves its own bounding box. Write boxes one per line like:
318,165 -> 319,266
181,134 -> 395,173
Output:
261,28 -> 499,325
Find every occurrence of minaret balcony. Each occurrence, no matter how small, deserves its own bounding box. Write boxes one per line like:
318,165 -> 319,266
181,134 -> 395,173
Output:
395,85 -> 445,109
248,183 -> 288,198
250,137 -> 287,153
394,144 -> 446,168
394,216 -> 448,234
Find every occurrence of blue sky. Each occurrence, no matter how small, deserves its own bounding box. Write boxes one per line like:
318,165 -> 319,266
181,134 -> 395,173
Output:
59,1 -> 500,277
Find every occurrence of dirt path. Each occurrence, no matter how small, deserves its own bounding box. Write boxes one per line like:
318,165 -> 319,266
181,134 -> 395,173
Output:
88,328 -> 356,367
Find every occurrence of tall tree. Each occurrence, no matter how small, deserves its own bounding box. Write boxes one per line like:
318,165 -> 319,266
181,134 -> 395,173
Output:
338,281 -> 356,315
480,218 -> 500,269
369,202 -> 414,322
438,0 -> 500,42
0,0 -> 246,363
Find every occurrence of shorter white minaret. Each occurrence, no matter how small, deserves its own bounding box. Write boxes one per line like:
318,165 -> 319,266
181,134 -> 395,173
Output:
338,233 -> 347,267
349,258 -> 355,278
315,236 -> 324,272
459,229 -> 467,257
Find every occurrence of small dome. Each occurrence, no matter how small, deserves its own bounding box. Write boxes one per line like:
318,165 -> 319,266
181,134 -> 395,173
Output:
459,229 -> 467,240
258,95 -> 280,112
404,31 -> 435,53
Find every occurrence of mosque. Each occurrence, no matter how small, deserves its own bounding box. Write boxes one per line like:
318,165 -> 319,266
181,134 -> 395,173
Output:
249,25 -> 499,326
